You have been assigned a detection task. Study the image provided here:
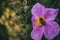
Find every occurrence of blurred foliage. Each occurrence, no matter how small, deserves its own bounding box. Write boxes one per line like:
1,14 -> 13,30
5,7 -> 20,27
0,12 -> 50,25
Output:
0,0 -> 60,40
0,24 -> 9,40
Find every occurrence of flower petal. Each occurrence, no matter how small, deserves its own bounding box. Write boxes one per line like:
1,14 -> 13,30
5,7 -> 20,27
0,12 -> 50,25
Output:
31,3 -> 45,17
48,39 -> 53,40
31,26 -> 44,40
45,8 -> 59,21
44,21 -> 59,40
31,16 -> 38,29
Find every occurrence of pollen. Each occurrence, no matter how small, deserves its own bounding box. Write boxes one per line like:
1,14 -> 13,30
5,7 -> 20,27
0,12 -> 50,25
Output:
35,17 -> 42,26
35,16 -> 45,26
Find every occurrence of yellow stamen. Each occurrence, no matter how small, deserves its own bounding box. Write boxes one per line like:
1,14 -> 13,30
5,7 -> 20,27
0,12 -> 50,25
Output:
35,16 -> 45,26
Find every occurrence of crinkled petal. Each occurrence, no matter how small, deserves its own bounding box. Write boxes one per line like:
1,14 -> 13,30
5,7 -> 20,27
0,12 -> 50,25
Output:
31,16 -> 39,29
31,26 -> 44,40
31,3 -> 45,17
44,21 -> 59,40
45,8 -> 59,21
48,39 -> 53,40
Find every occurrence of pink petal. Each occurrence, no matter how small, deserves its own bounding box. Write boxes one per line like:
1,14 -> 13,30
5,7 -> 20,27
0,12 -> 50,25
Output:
31,26 -> 44,40
45,8 -> 59,21
48,39 -> 53,40
31,16 -> 41,29
31,3 -> 45,17
31,16 -> 38,29
44,21 -> 59,40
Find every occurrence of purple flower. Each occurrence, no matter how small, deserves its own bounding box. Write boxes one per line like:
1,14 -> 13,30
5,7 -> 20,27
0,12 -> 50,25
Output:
31,3 -> 60,40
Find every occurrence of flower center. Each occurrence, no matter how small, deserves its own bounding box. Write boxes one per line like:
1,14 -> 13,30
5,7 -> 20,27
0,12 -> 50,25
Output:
35,16 -> 45,26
